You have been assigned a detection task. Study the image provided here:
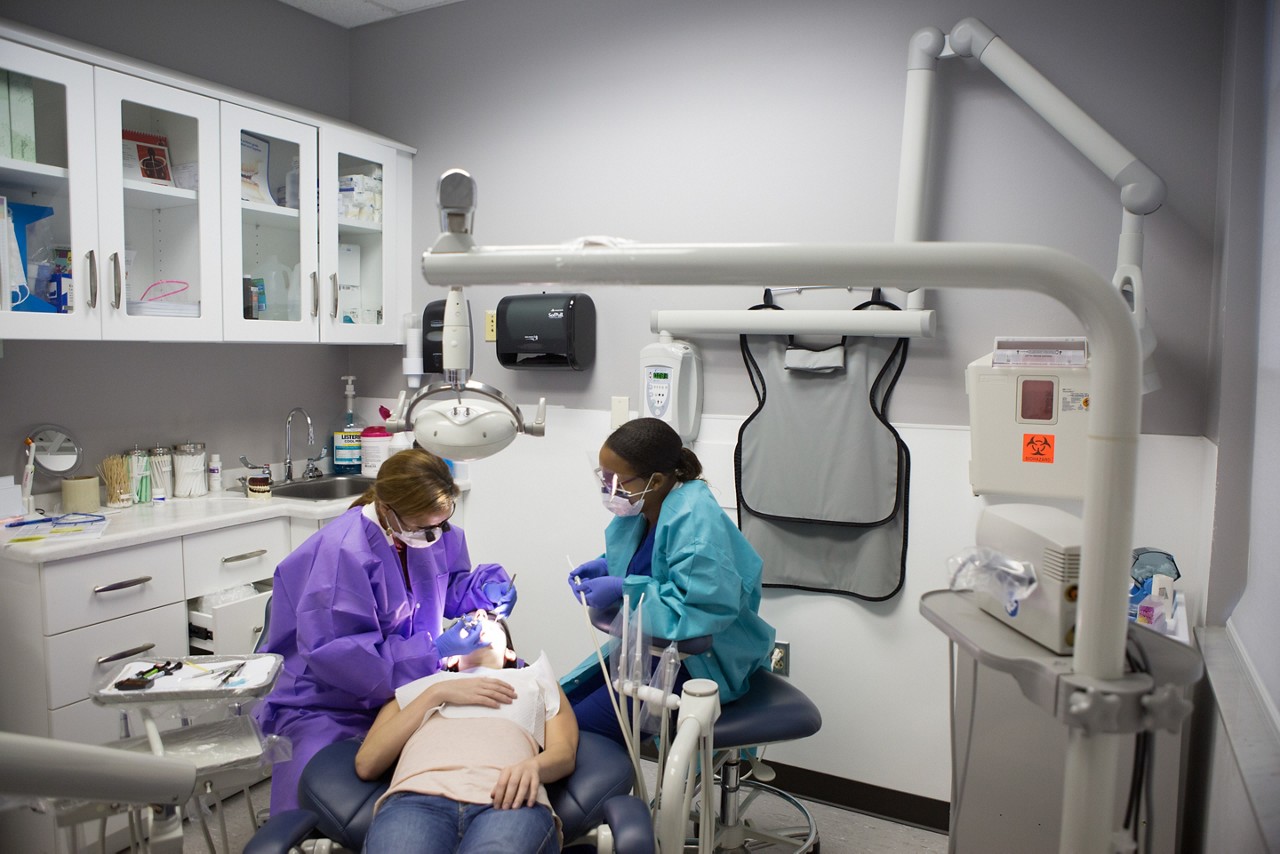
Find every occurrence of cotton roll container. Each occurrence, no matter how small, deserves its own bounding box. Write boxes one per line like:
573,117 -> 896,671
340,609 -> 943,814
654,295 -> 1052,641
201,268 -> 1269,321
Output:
61,475 -> 100,514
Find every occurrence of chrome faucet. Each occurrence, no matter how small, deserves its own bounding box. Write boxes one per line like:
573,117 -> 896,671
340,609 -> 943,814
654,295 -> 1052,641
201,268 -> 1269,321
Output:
284,407 -> 315,483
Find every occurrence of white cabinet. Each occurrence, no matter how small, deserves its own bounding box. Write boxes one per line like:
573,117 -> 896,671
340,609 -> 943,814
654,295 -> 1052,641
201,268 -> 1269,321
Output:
0,41 -> 223,341
317,125 -> 408,344
220,103 -> 320,342
0,29 -> 412,345
0,39 -> 99,340
93,68 -> 222,341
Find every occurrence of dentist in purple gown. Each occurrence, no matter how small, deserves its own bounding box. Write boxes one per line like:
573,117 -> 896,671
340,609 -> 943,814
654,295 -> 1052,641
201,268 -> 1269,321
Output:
254,449 -> 518,814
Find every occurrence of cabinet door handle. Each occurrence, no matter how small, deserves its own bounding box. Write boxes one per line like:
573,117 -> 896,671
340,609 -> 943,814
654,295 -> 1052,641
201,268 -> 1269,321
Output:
221,548 -> 268,564
330,273 -> 339,319
87,250 -> 99,309
110,251 -> 123,309
94,575 -> 153,594
311,271 -> 319,318
97,643 -> 156,665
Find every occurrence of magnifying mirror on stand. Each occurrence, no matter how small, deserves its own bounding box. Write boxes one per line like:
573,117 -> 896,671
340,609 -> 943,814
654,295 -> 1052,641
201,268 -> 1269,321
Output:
28,424 -> 83,477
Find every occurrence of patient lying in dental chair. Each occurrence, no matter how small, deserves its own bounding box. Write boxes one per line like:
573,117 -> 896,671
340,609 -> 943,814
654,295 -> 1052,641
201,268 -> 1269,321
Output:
355,613 -> 579,854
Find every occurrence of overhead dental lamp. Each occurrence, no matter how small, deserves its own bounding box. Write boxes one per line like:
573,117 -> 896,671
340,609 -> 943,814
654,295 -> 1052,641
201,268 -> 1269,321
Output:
388,169 -> 545,461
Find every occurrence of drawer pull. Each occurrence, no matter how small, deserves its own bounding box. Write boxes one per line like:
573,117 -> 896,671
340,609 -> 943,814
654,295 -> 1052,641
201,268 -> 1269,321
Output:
93,575 -> 153,594
221,548 -> 268,564
97,643 -> 156,665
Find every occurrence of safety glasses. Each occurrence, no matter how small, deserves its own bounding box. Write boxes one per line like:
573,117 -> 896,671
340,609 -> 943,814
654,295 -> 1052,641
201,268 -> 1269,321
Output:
388,502 -> 454,543
593,467 -> 648,499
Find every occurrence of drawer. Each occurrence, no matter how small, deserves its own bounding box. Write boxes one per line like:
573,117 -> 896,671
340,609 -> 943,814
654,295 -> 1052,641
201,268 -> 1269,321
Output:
42,540 -> 184,635
183,519 -> 289,599
189,586 -> 272,655
44,602 -> 188,710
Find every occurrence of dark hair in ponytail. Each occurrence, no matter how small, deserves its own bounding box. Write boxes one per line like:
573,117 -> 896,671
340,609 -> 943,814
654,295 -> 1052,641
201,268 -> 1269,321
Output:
605,417 -> 703,483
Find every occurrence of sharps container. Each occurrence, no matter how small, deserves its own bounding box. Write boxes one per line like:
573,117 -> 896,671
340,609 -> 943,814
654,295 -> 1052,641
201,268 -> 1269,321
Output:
172,442 -> 208,497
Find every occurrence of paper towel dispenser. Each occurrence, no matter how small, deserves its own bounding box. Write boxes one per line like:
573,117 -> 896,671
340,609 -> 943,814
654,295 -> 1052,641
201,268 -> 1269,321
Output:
497,293 -> 596,371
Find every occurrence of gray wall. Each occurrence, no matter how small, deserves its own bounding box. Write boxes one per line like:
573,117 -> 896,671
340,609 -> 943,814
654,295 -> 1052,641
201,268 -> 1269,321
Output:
349,0 -> 1224,436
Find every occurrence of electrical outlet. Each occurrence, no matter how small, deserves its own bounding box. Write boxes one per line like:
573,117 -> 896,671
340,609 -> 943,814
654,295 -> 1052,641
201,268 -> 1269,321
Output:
484,309 -> 497,342
770,641 -> 790,677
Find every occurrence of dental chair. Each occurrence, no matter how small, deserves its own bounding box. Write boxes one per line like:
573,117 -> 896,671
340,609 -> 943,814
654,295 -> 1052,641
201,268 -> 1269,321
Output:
248,605 -> 822,854
245,730 -> 645,854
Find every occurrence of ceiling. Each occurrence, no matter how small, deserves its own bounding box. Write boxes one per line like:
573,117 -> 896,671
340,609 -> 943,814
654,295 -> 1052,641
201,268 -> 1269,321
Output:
276,0 -> 463,29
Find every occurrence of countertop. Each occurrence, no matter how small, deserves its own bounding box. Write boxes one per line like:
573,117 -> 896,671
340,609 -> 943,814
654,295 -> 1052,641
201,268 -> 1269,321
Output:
0,490 -> 354,564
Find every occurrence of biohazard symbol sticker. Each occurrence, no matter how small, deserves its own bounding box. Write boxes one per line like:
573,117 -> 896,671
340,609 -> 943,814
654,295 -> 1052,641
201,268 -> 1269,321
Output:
1023,434 -> 1055,463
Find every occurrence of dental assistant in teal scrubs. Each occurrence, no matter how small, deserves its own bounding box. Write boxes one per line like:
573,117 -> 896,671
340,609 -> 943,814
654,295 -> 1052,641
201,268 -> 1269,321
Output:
562,417 -> 776,744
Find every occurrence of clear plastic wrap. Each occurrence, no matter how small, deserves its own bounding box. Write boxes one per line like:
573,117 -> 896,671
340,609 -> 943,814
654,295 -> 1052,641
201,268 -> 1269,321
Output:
947,546 -> 1038,614
92,653 -> 282,705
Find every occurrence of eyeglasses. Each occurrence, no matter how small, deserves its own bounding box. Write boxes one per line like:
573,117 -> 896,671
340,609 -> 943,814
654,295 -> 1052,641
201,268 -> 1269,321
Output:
388,501 -> 455,543
594,467 -> 647,499
5,512 -> 106,529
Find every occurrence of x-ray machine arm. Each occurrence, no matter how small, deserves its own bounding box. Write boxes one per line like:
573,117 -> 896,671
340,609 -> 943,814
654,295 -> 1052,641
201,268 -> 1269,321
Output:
896,17 -> 1165,393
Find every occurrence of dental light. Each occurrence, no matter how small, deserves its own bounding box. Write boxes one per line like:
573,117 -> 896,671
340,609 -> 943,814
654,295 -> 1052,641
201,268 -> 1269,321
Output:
389,170 -> 545,461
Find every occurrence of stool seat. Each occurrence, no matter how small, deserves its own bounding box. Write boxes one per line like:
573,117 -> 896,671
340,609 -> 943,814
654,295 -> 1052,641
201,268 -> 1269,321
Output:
713,668 -> 822,749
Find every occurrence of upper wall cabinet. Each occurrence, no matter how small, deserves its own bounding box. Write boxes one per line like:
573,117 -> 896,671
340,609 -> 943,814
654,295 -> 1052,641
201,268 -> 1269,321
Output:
0,29 -> 412,345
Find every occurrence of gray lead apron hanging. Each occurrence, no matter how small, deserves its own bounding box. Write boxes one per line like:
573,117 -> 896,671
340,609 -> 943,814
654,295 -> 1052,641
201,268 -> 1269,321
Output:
735,299 -> 910,601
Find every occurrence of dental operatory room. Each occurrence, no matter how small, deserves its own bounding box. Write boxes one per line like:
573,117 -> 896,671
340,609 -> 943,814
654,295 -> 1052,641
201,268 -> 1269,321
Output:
0,0 -> 1278,852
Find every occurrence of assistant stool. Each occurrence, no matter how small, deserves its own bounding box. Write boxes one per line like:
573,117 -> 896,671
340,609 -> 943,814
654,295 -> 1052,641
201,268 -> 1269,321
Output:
701,667 -> 823,853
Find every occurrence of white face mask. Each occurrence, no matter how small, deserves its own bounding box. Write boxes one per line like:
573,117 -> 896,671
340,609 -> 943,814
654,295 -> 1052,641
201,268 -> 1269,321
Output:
386,506 -> 448,549
600,474 -> 654,517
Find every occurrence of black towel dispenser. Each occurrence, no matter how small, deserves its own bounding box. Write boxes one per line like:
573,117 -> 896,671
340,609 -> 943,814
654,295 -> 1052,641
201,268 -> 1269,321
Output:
496,293 -> 596,371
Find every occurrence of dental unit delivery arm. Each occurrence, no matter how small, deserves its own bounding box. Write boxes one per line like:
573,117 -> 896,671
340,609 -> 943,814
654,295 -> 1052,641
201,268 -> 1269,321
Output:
896,18 -> 1165,390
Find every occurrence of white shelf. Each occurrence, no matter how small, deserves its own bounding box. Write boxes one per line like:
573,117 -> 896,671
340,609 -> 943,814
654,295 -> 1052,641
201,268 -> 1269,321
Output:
0,157 -> 69,194
122,178 -> 198,210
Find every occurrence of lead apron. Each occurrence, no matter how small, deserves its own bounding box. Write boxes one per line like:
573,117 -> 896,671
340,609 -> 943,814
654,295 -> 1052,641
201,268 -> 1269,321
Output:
735,305 -> 910,601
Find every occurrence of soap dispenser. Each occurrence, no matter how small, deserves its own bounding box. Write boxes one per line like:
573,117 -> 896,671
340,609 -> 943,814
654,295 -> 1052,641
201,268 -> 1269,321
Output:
332,375 -> 366,475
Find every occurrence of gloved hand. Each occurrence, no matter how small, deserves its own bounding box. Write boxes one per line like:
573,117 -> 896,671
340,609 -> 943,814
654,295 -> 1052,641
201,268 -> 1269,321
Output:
569,574 -> 625,608
483,580 -> 518,618
566,557 -> 609,597
435,616 -> 492,659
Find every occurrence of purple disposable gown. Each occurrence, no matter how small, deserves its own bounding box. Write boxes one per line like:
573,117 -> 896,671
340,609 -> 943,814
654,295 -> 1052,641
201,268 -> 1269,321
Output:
254,505 -> 508,813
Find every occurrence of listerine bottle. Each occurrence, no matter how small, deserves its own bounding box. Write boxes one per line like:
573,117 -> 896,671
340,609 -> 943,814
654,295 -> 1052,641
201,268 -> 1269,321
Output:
332,375 -> 366,475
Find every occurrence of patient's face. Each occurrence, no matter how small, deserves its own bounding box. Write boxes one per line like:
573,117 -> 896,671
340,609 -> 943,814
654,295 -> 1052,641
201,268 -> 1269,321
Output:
457,613 -> 508,671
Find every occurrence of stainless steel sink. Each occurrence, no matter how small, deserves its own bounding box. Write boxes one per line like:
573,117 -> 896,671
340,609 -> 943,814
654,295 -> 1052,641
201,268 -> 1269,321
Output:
271,475 -> 375,501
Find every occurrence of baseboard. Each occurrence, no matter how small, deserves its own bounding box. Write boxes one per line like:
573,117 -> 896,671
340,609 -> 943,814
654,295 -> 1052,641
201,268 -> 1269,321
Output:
766,761 -> 950,834
638,742 -> 949,833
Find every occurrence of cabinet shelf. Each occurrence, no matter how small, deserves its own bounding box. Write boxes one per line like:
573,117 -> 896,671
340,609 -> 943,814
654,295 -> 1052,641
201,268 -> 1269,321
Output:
123,178 -> 199,210
338,215 -> 382,235
0,157 -> 69,193
242,199 -> 299,228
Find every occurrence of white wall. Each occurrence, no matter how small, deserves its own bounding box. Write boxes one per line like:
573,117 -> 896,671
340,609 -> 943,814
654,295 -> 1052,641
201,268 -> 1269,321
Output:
460,409 -> 1215,800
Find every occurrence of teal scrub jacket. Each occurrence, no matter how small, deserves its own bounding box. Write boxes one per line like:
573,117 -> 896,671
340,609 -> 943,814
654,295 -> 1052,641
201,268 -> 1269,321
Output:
561,479 -> 776,703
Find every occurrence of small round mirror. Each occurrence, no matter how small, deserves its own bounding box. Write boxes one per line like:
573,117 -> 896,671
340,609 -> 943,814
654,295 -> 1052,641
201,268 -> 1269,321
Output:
29,424 -> 82,476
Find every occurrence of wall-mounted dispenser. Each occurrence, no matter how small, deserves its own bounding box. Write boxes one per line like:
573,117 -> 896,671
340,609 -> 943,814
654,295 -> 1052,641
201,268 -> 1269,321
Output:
496,293 -> 596,370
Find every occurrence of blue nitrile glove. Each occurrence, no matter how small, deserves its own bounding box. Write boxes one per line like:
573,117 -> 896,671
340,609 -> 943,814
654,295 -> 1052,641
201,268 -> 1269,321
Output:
435,617 -> 491,659
571,574 -> 626,608
483,580 -> 518,618
566,557 -> 609,596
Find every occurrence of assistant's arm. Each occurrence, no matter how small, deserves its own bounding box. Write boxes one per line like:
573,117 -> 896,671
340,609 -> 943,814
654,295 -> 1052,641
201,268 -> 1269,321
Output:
491,686 -> 579,809
624,535 -> 743,641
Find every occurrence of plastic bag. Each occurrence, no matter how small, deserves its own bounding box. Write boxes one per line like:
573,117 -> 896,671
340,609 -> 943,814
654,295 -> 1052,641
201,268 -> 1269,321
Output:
948,546 -> 1038,614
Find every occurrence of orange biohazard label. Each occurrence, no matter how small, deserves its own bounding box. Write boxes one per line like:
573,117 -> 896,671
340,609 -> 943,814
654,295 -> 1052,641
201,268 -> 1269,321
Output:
1023,434 -> 1055,463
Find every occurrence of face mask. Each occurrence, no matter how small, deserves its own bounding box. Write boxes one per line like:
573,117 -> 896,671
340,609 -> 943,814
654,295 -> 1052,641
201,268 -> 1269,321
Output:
387,506 -> 448,549
600,475 -> 654,517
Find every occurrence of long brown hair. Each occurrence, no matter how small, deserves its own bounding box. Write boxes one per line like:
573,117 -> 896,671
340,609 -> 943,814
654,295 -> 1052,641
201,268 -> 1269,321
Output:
350,448 -> 458,516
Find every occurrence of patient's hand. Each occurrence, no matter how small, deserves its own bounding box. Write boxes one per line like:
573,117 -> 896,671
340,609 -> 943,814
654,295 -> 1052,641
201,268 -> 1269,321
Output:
431,676 -> 516,709
491,757 -> 541,809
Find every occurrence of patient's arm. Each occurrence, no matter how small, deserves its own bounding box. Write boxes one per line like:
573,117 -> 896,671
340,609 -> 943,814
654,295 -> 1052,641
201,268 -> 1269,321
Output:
355,676 -> 518,780
491,686 -> 579,809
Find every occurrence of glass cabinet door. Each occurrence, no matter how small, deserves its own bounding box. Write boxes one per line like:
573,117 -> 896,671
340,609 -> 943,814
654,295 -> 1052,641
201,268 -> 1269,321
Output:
0,39 -> 99,340
94,68 -> 221,341
220,104 -> 319,342
319,126 -> 399,344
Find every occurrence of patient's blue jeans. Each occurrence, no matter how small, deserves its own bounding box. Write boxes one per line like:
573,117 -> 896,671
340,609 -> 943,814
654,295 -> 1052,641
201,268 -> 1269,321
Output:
363,792 -> 559,854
